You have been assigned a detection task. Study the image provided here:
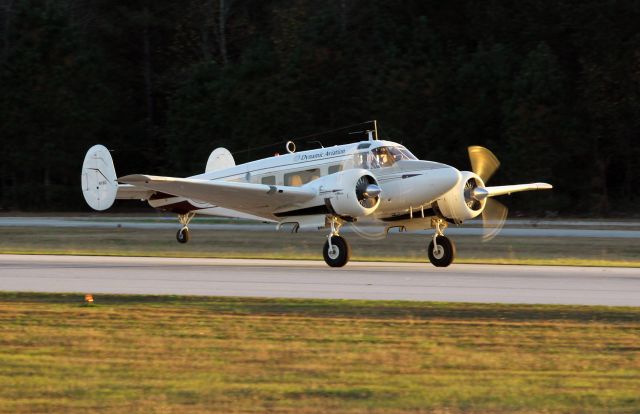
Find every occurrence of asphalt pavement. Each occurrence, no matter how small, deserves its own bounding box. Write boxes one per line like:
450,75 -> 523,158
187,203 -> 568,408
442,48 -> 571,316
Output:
1,255 -> 638,306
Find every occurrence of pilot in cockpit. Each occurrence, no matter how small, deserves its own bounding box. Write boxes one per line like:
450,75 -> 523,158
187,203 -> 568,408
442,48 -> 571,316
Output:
378,150 -> 389,166
371,147 -> 394,168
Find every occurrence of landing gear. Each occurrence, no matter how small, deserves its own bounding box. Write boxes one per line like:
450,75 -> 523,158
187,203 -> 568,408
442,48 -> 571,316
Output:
428,219 -> 456,267
176,227 -> 190,243
176,212 -> 195,244
428,236 -> 455,267
323,217 -> 350,267
323,236 -> 350,267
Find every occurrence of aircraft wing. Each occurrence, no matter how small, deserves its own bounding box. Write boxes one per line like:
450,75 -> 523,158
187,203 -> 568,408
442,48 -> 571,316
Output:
118,174 -> 317,219
116,184 -> 154,200
485,183 -> 552,197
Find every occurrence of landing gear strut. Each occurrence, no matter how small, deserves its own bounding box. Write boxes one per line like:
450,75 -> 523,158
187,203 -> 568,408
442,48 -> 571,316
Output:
176,212 -> 195,244
323,217 -> 350,267
428,219 -> 456,267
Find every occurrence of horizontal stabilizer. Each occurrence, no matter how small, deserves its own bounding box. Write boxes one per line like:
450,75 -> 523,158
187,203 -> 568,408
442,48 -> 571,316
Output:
485,183 -> 552,198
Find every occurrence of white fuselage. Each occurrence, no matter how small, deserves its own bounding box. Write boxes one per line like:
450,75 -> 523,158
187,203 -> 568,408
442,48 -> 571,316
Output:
148,140 -> 461,222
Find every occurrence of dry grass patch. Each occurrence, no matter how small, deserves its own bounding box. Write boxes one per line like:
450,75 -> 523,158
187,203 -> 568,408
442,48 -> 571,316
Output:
0,293 -> 638,413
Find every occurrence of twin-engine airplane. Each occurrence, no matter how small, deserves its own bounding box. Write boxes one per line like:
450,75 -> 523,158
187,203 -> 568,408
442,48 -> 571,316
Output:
81,128 -> 552,267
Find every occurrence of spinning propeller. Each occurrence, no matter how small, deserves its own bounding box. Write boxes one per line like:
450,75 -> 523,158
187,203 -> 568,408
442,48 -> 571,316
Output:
466,146 -> 509,241
351,176 -> 386,240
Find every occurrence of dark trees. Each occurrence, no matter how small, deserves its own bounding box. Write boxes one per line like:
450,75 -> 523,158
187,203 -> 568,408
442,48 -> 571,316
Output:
1,0 -> 639,215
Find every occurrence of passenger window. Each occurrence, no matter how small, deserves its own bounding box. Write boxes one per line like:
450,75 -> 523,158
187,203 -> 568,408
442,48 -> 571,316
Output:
284,169 -> 320,186
352,151 -> 369,169
328,165 -> 343,174
261,175 -> 276,185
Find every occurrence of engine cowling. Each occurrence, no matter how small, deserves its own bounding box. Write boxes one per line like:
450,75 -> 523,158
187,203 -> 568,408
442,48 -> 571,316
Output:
435,171 -> 486,222
310,168 -> 381,218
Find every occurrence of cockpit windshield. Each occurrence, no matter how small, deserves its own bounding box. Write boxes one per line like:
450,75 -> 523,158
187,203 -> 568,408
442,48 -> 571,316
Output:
352,145 -> 417,169
396,146 -> 418,161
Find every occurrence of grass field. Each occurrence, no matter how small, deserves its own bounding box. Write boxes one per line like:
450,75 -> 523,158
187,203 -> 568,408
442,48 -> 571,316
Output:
0,292 -> 639,413
1,226 -> 639,267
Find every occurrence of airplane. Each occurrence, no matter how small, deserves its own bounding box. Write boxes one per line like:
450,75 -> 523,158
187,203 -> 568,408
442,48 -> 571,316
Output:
81,125 -> 552,267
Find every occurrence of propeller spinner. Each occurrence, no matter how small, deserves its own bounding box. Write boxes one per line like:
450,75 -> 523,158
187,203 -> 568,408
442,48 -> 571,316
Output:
355,175 -> 381,209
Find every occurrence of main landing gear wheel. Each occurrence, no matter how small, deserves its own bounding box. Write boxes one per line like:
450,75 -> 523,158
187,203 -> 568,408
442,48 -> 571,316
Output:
323,235 -> 350,267
428,235 -> 456,267
176,227 -> 190,244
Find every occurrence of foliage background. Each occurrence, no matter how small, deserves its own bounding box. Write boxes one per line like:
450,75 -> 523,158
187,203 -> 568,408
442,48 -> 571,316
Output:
1,0 -> 638,214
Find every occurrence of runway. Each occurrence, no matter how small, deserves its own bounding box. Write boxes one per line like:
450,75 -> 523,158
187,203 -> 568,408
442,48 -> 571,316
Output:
2,216 -> 640,238
0,254 -> 638,306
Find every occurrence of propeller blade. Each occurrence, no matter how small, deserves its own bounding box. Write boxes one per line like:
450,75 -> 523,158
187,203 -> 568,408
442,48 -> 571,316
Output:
482,198 -> 508,242
350,219 -> 387,240
468,146 -> 500,183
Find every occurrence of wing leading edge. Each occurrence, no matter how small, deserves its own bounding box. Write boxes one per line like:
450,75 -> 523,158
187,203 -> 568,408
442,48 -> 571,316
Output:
485,182 -> 552,198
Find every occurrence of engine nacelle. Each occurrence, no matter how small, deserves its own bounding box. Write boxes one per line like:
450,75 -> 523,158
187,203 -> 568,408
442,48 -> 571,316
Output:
308,168 -> 381,218
436,171 -> 486,222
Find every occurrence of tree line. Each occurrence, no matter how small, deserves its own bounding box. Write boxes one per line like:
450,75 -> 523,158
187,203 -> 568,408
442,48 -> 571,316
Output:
1,0 -> 638,215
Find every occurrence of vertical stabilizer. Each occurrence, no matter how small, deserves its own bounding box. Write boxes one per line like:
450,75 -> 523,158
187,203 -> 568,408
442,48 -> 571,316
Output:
81,145 -> 117,210
206,148 -> 235,172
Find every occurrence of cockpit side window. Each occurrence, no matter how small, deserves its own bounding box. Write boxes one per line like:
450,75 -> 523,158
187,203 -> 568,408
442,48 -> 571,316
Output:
370,147 -> 396,168
353,146 -> 418,169
352,151 -> 369,169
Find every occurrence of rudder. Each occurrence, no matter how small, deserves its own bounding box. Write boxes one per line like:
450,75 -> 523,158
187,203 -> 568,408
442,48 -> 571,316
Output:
81,145 -> 117,211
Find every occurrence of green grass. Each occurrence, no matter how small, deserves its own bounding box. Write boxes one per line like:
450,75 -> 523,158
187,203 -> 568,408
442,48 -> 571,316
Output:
0,226 -> 639,267
0,292 -> 639,413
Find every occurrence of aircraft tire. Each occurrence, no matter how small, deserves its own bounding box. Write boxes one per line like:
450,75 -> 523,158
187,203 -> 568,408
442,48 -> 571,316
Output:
323,235 -> 350,267
176,228 -> 190,244
428,236 -> 455,267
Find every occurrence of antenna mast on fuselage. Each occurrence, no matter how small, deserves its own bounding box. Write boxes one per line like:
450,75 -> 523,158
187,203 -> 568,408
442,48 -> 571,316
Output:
350,120 -> 379,142
228,120 -> 380,160
365,120 -> 379,141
